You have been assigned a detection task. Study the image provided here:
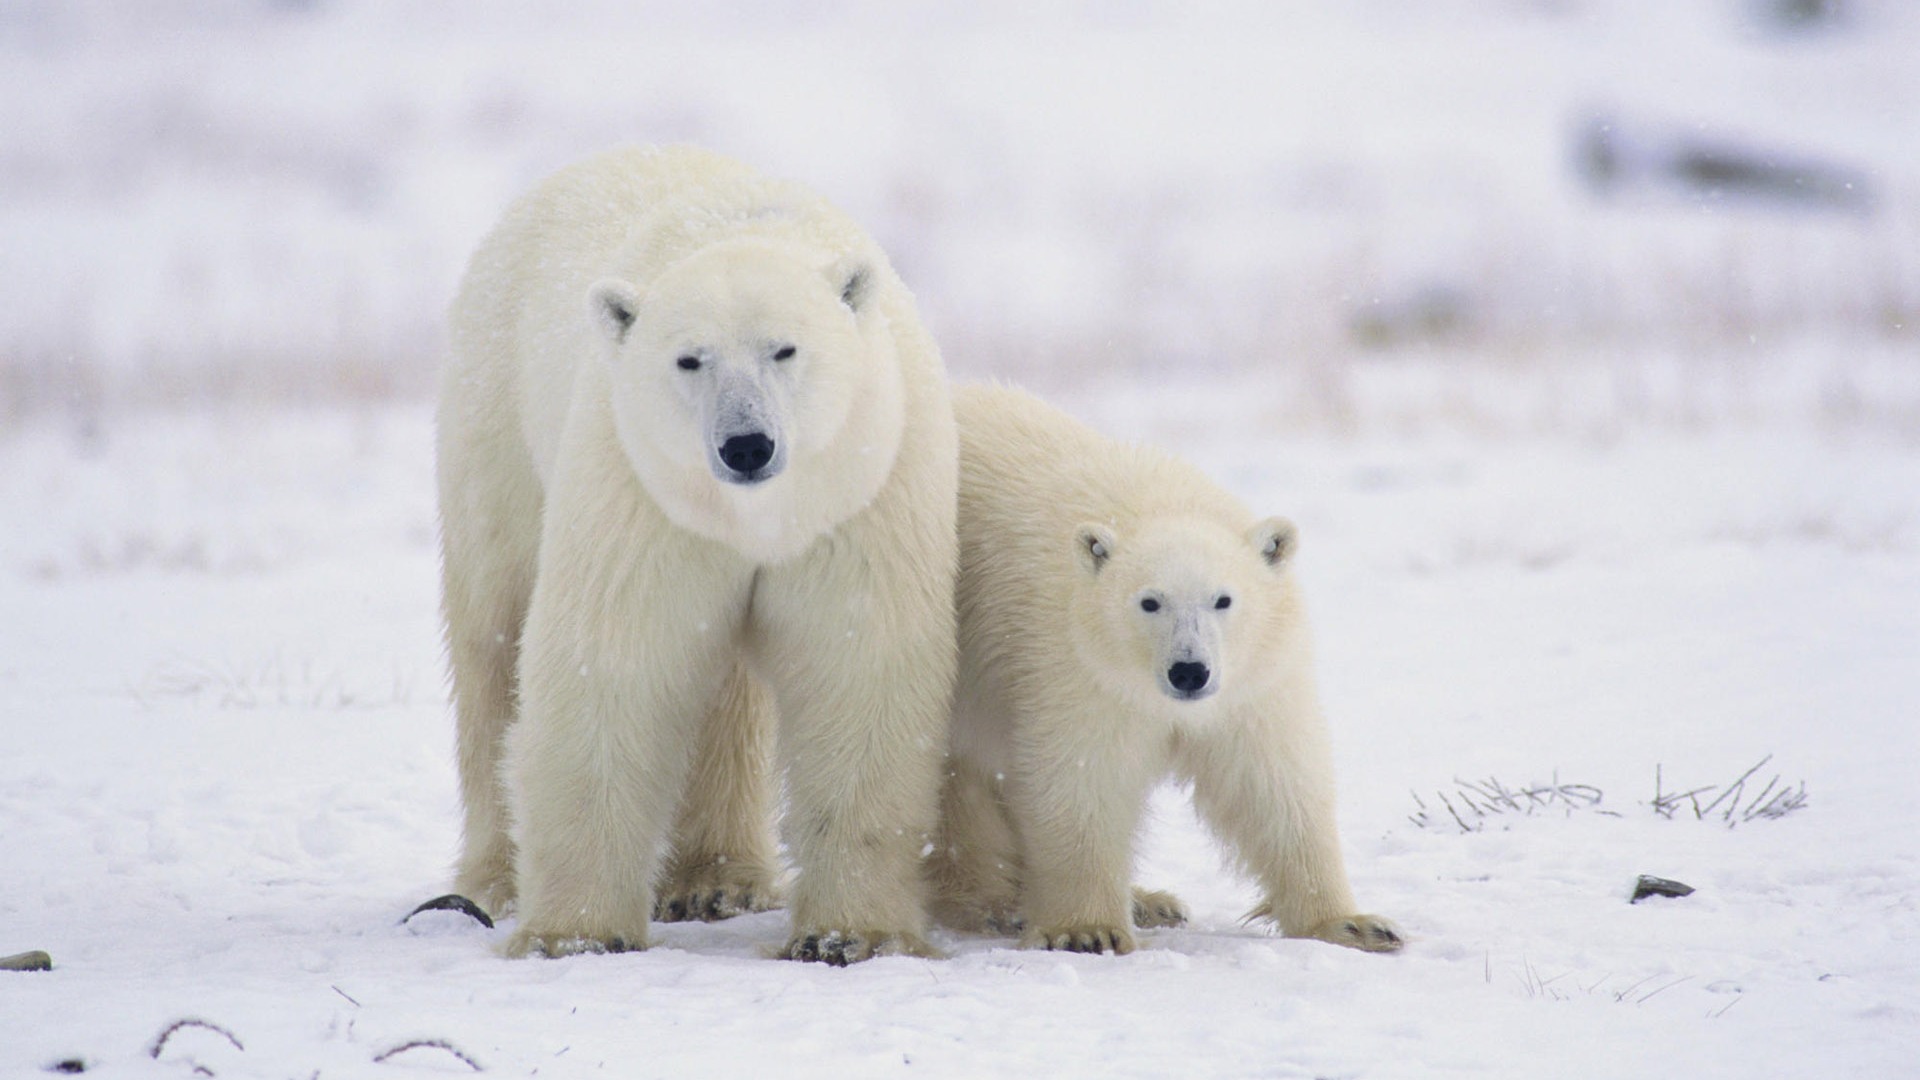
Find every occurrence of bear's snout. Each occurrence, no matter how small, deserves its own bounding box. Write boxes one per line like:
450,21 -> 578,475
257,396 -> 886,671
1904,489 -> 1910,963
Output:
1166,661 -> 1212,699
718,432 -> 777,481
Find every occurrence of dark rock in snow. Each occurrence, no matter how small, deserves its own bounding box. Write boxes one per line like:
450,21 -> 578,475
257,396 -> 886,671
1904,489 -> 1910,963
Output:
2,950 -> 53,972
1631,875 -> 1696,903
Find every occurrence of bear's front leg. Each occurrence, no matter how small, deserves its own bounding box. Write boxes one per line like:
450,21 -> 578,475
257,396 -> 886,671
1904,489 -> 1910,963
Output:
752,545 -> 955,965
1180,703 -> 1404,954
1008,702 -> 1164,956
504,456 -> 755,957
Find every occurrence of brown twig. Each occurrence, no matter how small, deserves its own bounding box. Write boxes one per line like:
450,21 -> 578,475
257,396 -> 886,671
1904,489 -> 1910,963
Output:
373,1039 -> 483,1072
149,1018 -> 245,1060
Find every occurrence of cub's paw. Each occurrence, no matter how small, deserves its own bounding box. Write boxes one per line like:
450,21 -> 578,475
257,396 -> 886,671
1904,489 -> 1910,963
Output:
653,858 -> 780,923
780,928 -> 943,967
1130,887 -> 1189,929
1302,914 -> 1405,953
1022,923 -> 1137,955
504,928 -> 646,959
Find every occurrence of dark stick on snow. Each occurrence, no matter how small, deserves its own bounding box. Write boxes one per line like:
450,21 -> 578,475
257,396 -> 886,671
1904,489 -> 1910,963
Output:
374,1039 -> 483,1071
404,894 -> 495,929
149,1018 -> 245,1059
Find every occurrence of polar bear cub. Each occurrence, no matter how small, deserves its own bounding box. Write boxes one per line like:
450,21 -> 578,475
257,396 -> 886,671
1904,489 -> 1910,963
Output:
927,384 -> 1401,955
439,146 -> 957,964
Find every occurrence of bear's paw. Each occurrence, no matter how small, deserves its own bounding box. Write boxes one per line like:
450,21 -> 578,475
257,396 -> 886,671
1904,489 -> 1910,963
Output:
780,928 -> 943,967
505,928 -> 647,959
1301,914 -> 1405,953
654,858 -> 781,923
1021,923 -> 1137,955
1129,887 -> 1190,930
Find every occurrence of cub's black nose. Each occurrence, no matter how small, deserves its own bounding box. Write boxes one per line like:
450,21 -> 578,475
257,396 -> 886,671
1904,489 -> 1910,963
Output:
1167,661 -> 1211,695
719,432 -> 776,476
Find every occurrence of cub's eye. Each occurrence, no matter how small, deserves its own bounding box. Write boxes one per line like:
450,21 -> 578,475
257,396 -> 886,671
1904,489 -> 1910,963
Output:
1215,596 -> 1232,610
772,345 -> 796,361
676,356 -> 701,371
1140,598 -> 1161,613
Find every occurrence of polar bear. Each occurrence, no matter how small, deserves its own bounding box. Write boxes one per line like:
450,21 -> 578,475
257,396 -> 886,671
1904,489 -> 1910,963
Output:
438,146 -> 957,964
926,384 -> 1401,956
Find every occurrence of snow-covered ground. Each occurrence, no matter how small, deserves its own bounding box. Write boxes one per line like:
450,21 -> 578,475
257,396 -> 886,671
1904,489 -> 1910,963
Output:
3,387 -> 1917,1077
5,1 -> 1919,1077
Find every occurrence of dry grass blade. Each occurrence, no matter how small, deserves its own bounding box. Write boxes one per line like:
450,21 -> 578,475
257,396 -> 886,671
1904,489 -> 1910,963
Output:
150,1018 -> 245,1059
374,1039 -> 484,1072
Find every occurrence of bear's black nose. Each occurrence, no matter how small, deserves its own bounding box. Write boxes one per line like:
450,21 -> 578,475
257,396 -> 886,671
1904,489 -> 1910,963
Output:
1167,661 -> 1211,695
718,432 -> 776,476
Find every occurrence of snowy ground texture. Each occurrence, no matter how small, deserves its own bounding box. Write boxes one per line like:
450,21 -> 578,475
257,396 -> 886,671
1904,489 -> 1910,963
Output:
5,1 -> 1920,1077
4,390 -> 1918,1078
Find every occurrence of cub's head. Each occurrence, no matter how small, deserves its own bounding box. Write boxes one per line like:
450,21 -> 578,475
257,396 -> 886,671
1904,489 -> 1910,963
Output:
588,235 -> 905,561
1068,515 -> 1299,714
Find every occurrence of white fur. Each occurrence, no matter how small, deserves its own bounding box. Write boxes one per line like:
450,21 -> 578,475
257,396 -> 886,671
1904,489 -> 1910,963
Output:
439,146 -> 956,962
927,384 -> 1401,956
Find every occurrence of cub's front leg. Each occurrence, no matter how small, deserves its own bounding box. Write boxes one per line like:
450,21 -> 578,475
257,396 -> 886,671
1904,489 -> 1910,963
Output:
1182,704 -> 1404,954
1009,702 -> 1164,956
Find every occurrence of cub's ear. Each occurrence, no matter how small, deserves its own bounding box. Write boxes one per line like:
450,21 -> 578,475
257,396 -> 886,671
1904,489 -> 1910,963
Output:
1074,523 -> 1118,575
1250,516 -> 1298,569
587,279 -> 641,346
828,257 -> 872,313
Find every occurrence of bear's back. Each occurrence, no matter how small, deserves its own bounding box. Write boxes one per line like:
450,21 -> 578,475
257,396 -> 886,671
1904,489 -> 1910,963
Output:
954,383 -> 1251,554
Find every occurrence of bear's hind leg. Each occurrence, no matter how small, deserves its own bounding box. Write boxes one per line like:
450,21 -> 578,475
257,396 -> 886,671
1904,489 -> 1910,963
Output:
926,757 -> 1024,934
1130,886 -> 1189,929
438,425 -> 541,918
655,662 -> 783,923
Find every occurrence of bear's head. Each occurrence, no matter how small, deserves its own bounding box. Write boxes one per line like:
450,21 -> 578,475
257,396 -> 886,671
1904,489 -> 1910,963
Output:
587,235 -> 906,563
1068,515 -> 1300,715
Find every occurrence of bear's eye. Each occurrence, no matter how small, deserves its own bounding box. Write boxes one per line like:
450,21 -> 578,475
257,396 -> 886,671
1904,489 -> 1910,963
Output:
676,355 -> 701,371
1215,595 -> 1232,610
772,345 -> 796,361
1139,598 -> 1161,613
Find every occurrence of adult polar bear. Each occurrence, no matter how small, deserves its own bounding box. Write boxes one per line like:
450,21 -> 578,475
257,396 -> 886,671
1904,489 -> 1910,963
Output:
439,146 -> 957,964
927,384 -> 1401,956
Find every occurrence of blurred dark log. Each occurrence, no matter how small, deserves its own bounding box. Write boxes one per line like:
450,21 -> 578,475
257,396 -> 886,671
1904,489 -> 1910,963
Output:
1577,115 -> 1872,213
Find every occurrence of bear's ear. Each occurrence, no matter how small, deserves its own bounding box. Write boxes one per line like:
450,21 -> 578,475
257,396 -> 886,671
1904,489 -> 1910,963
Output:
829,258 -> 872,313
1074,523 -> 1117,575
587,279 -> 641,346
1250,516 -> 1298,569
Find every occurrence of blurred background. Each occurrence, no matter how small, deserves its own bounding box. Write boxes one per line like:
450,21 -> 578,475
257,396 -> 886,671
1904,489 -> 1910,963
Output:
2,0 -> 1916,437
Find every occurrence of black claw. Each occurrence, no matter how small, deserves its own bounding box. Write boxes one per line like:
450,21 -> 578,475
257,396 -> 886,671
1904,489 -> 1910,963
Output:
667,899 -> 687,921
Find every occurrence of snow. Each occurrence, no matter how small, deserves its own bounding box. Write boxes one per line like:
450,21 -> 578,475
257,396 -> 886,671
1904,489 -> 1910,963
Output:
5,2 -> 1920,1077
4,395 -> 1916,1077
